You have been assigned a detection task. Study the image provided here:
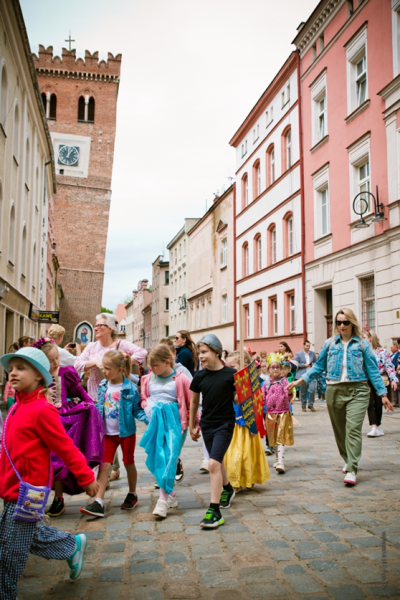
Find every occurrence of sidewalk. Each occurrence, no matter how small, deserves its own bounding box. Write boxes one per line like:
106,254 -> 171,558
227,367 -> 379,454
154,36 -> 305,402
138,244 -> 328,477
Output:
12,403 -> 400,599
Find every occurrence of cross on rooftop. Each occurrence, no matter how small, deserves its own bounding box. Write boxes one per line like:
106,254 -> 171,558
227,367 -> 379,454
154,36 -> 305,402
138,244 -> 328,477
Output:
65,33 -> 75,51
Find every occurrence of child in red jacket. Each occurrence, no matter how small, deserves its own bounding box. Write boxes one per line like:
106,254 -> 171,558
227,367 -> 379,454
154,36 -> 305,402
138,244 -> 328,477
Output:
0,348 -> 99,599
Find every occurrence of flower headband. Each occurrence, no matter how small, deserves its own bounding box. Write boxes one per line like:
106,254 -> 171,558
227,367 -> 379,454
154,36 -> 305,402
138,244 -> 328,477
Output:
33,337 -> 55,349
267,352 -> 284,366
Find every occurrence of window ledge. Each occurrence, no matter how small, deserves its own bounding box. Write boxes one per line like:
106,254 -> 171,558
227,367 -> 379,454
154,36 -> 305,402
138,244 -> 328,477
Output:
220,264 -> 227,271
346,99 -> 370,124
314,232 -> 332,246
25,183 -> 29,192
47,117 -> 56,121
0,122 -> 6,139
311,135 -> 329,153
13,155 -> 19,167
7,260 -> 14,271
78,120 -> 94,124
281,100 -> 290,110
266,119 -> 274,129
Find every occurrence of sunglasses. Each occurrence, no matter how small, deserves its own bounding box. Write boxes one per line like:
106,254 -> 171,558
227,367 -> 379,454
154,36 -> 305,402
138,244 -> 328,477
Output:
174,336 -> 180,340
336,320 -> 351,326
94,324 -> 108,329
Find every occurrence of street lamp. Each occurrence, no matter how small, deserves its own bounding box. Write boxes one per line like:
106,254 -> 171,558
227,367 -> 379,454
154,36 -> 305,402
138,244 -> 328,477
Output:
353,186 -> 386,229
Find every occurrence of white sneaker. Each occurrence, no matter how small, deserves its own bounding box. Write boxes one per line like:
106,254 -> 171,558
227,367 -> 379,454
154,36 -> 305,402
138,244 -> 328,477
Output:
199,459 -> 209,473
367,428 -> 380,437
152,499 -> 168,518
344,472 -> 356,485
377,428 -> 384,436
273,460 -> 279,469
342,463 -> 347,473
167,494 -> 178,509
275,462 -> 285,474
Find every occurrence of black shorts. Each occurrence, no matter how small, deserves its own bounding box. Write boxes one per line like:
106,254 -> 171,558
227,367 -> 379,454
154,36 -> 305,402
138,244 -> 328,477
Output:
201,422 -> 235,463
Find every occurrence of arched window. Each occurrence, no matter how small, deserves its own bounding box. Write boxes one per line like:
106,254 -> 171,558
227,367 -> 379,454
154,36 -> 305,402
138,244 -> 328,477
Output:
242,242 -> 249,278
253,234 -> 262,271
266,144 -> 275,188
88,97 -> 95,122
21,225 -> 27,277
32,242 -> 36,287
78,96 -> 85,121
8,204 -> 15,264
13,103 -> 19,160
49,94 -> 56,119
241,173 -> 248,210
253,160 -> 261,199
267,224 -> 277,266
283,212 -> 294,258
25,138 -> 30,186
78,95 -> 95,122
281,126 -> 292,172
41,92 -> 46,112
0,64 -> 8,127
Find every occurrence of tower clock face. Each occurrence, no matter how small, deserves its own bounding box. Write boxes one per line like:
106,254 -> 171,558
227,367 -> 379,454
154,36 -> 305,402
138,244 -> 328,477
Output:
58,145 -> 80,166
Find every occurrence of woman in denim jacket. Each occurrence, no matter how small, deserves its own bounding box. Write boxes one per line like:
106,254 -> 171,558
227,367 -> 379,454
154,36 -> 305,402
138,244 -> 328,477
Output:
288,308 -> 389,486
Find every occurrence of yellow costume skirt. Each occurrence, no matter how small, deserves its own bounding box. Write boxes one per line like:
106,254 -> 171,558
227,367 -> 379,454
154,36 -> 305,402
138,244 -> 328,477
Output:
266,411 -> 294,446
225,425 -> 270,488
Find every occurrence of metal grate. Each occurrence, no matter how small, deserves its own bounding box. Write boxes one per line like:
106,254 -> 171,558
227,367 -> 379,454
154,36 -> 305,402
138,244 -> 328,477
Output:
361,276 -> 375,330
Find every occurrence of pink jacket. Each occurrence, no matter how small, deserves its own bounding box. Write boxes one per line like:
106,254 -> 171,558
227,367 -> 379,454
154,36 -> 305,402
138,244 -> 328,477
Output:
262,377 -> 292,414
140,370 -> 199,431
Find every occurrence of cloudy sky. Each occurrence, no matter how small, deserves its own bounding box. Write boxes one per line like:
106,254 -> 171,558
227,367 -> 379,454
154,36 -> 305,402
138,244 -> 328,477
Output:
21,0 -> 317,311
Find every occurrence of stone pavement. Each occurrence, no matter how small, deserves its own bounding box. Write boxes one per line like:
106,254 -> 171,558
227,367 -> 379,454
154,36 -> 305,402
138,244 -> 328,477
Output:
10,402 -> 400,600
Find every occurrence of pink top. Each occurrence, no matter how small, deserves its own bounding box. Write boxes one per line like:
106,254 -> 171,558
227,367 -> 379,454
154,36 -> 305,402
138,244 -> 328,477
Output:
75,340 -> 147,402
4,381 -> 15,400
140,370 -> 199,431
262,377 -> 292,414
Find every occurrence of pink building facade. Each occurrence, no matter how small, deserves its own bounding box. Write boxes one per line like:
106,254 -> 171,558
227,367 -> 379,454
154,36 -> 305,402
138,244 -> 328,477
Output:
294,0 -> 400,351
230,52 -> 304,354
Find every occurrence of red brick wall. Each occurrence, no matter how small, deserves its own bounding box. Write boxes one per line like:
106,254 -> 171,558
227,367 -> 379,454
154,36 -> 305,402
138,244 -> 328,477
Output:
34,47 -> 121,342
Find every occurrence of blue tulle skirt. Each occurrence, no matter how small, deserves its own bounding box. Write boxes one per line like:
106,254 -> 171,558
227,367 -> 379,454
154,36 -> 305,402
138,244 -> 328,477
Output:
139,401 -> 186,494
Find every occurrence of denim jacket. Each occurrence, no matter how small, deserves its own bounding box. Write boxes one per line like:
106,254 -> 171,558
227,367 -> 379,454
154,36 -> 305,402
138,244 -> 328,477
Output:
302,335 -> 387,397
97,378 -> 149,438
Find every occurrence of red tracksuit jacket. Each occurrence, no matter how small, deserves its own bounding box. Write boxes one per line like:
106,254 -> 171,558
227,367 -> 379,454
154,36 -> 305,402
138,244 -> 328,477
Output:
0,387 -> 94,503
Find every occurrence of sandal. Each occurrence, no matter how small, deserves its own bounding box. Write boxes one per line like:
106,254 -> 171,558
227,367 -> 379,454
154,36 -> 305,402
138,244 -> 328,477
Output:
109,469 -> 120,482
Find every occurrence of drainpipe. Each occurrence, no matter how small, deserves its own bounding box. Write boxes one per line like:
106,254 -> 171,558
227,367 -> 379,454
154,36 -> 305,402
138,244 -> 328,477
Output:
232,182 -> 237,350
297,49 -> 307,342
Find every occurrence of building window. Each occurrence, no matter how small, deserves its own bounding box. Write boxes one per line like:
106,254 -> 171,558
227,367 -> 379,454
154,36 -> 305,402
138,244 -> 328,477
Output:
165,271 -> 169,284
201,302 -> 206,329
360,275 -> 375,330
349,133 -> 371,217
313,164 -> 330,239
242,243 -> 249,278
392,4 -> 400,76
221,238 -> 227,267
13,103 -> 19,160
8,204 -> 15,264
0,64 -> 8,127
346,25 -> 367,114
245,305 -> 250,338
269,297 -> 278,335
196,304 -> 200,328
78,95 -> 95,122
265,110 -> 269,126
271,227 -> 277,264
256,301 -> 263,337
253,124 -> 259,143
281,90 -> 285,107
164,298 -> 169,311
288,217 -> 293,256
253,160 -> 261,199
311,70 -> 327,146
208,300 -> 212,326
270,148 -> 275,183
289,293 -> 295,333
21,225 -> 27,277
241,173 -> 248,209
257,235 -> 262,270
222,295 -> 228,324
320,188 -> 329,237
318,96 -> 326,139
356,54 -> 367,106
358,160 -> 370,196
241,140 -> 248,158
286,129 -> 292,169
266,145 -> 275,187
164,325 -> 169,337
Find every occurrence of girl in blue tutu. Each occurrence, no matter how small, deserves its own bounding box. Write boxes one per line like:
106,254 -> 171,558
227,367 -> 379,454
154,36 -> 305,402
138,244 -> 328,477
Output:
140,345 -> 197,519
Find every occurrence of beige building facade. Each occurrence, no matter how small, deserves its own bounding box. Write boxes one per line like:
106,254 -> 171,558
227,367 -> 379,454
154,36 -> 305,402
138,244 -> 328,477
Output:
0,0 -> 56,361
151,255 -> 170,343
167,218 -> 199,336
188,186 -> 234,351
125,279 -> 152,348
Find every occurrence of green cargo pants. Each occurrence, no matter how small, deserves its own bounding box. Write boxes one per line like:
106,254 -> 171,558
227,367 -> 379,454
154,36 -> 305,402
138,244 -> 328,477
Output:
326,382 -> 369,475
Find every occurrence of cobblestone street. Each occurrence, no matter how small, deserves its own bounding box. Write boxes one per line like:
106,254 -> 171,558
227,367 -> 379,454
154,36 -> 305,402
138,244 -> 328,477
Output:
11,402 -> 400,600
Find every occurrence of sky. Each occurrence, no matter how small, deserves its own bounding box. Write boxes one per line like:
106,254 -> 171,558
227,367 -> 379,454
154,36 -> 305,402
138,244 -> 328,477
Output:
21,0 -> 317,311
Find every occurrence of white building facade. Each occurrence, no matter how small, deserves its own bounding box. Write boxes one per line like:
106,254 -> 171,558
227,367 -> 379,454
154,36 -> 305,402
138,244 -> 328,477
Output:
230,52 -> 304,354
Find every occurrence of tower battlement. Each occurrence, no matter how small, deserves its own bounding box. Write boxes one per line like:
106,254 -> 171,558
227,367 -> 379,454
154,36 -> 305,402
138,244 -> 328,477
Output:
33,45 -> 121,80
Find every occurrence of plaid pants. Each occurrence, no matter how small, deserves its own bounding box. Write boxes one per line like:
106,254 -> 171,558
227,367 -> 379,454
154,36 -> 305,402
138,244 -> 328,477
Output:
0,502 -> 76,600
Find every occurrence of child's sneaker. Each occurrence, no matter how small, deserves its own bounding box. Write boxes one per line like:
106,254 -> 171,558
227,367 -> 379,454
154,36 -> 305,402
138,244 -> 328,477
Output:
265,447 -> 274,455
200,508 -> 224,529
121,493 -> 138,510
219,488 -> 235,508
167,494 -> 178,509
175,458 -> 185,483
80,500 -> 104,518
275,462 -> 285,474
273,460 -> 279,469
152,499 -> 168,518
199,458 -> 209,473
67,533 -> 87,580
46,496 -> 65,517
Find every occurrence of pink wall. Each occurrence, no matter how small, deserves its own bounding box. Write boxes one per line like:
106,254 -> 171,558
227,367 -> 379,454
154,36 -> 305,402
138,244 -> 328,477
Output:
301,1 -> 393,263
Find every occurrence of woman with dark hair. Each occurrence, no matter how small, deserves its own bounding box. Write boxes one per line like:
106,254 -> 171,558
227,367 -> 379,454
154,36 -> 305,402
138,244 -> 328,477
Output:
174,330 -> 198,376
278,341 -> 293,358
18,335 -> 33,348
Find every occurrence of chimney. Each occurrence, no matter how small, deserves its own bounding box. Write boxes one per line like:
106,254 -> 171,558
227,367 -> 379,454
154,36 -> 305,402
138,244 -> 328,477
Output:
142,279 -> 149,290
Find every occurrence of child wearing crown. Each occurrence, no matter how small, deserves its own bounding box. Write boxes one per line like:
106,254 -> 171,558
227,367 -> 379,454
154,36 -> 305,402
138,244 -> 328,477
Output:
262,353 -> 294,474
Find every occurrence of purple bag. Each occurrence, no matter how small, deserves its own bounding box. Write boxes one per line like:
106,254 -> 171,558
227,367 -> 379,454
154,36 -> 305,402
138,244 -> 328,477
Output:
2,407 -> 51,522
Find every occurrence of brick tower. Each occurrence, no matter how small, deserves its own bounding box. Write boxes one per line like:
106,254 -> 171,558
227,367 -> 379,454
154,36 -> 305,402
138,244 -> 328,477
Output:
33,45 -> 121,342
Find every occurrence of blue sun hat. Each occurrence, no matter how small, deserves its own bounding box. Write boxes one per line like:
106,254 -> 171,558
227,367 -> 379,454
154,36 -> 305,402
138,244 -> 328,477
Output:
0,347 -> 52,386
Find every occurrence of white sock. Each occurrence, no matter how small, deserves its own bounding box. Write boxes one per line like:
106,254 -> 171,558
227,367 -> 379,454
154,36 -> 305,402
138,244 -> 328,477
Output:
277,445 -> 285,462
95,497 -> 104,507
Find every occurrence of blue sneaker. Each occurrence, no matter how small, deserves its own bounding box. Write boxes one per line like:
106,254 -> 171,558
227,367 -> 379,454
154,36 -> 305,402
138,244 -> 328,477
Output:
67,533 -> 87,580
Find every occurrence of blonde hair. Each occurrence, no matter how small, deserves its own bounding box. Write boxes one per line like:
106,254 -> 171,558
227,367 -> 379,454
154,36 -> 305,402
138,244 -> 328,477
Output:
333,308 -> 362,339
48,325 -> 66,341
103,350 -> 132,378
227,351 -> 251,367
96,313 -> 119,339
149,344 -> 175,368
39,340 -> 58,358
367,330 -> 381,351
159,338 -> 175,353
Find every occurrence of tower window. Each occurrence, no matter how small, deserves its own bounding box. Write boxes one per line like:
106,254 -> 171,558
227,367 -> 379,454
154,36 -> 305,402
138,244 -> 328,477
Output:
78,96 -> 95,123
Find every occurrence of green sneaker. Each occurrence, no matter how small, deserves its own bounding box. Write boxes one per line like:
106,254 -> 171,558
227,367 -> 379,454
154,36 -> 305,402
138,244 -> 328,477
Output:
219,488 -> 235,508
67,533 -> 87,580
200,508 -> 224,529
46,496 -> 65,517
80,500 -> 104,518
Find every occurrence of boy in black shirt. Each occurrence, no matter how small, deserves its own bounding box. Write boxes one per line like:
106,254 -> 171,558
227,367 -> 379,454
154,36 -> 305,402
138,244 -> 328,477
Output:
189,334 -> 237,528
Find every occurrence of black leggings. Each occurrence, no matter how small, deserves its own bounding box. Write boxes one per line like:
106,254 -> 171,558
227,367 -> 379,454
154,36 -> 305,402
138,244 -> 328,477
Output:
367,382 -> 386,427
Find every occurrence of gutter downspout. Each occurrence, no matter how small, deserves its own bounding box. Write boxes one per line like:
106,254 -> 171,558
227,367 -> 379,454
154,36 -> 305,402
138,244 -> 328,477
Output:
233,182 -> 237,350
297,49 -> 307,342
